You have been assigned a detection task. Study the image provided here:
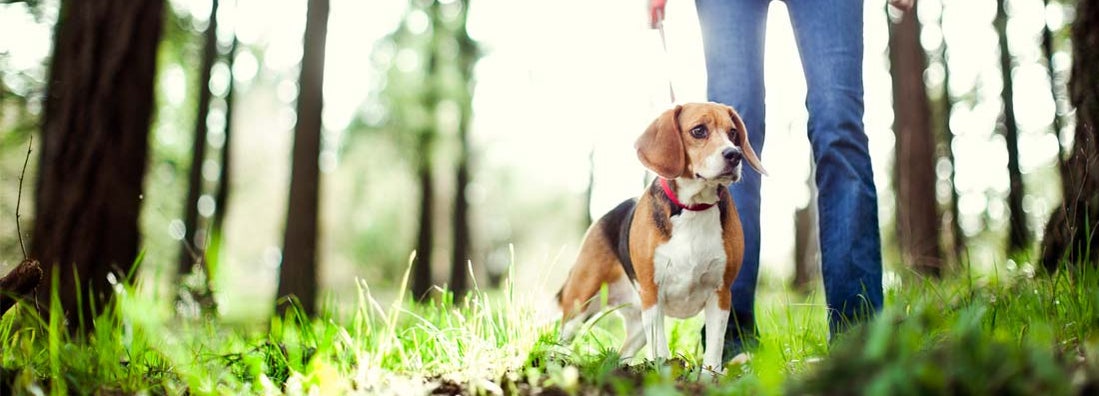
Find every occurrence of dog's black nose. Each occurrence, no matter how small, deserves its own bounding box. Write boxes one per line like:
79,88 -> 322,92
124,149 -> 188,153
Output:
723,148 -> 742,165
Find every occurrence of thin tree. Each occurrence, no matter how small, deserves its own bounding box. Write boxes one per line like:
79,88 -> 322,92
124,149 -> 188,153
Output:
276,0 -> 329,316
178,0 -> 220,308
448,0 -> 481,300
208,35 -> 239,279
379,2 -> 440,302
889,2 -> 944,275
413,131 -> 436,301
995,0 -> 1029,253
1043,0 -> 1068,175
413,27 -> 440,302
32,0 -> 165,328
935,0 -> 966,261
1040,0 -> 1099,271
792,163 -> 820,292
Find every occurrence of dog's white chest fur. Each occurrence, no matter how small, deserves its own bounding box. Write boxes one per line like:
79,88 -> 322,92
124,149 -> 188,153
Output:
652,208 -> 727,319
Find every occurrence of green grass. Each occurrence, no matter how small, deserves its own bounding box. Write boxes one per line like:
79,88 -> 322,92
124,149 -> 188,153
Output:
3,257 -> 1099,395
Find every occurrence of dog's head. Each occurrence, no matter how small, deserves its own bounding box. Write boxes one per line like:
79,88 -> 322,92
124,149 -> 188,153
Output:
635,102 -> 766,183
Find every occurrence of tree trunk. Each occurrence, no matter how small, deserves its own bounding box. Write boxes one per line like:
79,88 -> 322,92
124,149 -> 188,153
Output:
204,35 -> 238,291
448,0 -> 479,299
412,147 -> 434,301
889,3 -> 944,275
1043,0 -> 1068,176
792,164 -> 820,293
1041,0 -> 1099,271
450,152 -> 471,298
996,0 -> 1030,254
936,4 -> 966,262
0,259 -> 42,315
32,0 -> 165,329
211,37 -> 238,257
276,0 -> 329,316
178,0 -> 219,280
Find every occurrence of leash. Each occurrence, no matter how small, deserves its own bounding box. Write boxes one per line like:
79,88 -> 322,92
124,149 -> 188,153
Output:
652,7 -> 676,103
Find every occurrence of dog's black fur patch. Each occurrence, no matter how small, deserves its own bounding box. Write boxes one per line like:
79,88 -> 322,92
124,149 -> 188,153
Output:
649,181 -> 674,235
599,198 -> 639,282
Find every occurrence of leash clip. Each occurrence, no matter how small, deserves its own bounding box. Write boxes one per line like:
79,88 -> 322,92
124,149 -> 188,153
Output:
652,7 -> 676,104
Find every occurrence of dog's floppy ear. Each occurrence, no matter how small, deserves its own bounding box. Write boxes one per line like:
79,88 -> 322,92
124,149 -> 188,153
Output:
726,105 -> 767,176
636,105 -> 686,179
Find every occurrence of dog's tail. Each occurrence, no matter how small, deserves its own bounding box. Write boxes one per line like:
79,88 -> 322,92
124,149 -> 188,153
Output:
532,288 -> 565,330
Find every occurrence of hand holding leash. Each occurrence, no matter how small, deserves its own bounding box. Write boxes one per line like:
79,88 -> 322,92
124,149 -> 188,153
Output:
648,0 -> 675,103
889,0 -> 915,12
649,0 -> 667,29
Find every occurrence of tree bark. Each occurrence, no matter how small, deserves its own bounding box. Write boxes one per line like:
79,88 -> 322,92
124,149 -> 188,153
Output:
450,154 -> 471,298
1043,0 -> 1068,176
996,0 -> 1030,254
276,0 -> 329,316
448,0 -> 479,299
32,0 -> 164,329
889,3 -> 944,275
1041,0 -> 1099,271
213,37 -> 238,245
179,0 -> 219,278
792,167 -> 820,293
936,4 -> 966,262
412,146 -> 435,301
205,35 -> 238,286
0,259 -> 42,314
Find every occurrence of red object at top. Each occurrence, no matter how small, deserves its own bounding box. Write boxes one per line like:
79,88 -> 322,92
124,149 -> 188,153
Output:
650,0 -> 667,29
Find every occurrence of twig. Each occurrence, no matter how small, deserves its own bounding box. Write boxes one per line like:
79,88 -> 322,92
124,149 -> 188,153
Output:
16,137 -> 32,259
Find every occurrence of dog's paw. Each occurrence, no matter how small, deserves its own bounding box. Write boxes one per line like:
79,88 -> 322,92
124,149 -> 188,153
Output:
699,365 -> 726,380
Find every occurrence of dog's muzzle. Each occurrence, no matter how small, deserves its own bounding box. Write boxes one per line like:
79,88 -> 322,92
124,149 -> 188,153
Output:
722,147 -> 742,168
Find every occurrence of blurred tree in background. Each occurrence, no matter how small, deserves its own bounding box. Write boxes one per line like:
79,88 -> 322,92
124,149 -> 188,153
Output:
31,0 -> 164,329
375,0 -> 480,301
1041,0 -> 1099,271
177,0 -> 225,316
792,164 -> 820,292
889,1 -> 944,276
445,0 -> 480,300
276,0 -> 329,316
995,0 -> 1030,255
930,0 -> 966,264
379,1 -> 440,301
0,0 -> 50,261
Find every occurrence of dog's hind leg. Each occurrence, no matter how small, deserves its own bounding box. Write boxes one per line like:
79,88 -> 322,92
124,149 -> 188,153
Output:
558,302 -> 597,344
557,222 -> 629,345
618,305 -> 646,361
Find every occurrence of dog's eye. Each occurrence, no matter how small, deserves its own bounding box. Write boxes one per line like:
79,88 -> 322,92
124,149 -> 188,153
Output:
729,129 -> 740,144
690,126 -> 708,139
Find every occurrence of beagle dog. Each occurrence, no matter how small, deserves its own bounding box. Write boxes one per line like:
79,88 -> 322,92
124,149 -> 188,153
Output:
556,102 -> 765,371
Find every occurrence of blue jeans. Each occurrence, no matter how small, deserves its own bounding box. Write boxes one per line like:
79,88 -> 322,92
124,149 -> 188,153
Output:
695,0 -> 883,352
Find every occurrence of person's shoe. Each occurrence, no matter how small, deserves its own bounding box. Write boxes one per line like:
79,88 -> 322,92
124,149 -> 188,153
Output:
727,352 -> 751,365
720,336 -> 758,365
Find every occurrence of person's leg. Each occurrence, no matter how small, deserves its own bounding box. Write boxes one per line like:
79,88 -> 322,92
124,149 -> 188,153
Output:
694,0 -> 770,359
785,0 -> 883,337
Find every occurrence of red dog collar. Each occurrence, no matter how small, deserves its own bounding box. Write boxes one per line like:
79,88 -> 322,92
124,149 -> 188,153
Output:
659,178 -> 716,211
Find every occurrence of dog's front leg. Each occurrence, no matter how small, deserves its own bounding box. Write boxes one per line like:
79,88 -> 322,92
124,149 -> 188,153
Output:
642,303 -> 670,360
702,289 -> 732,372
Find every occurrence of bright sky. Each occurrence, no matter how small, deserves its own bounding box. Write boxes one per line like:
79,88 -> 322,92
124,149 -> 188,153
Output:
0,0 -> 1069,290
